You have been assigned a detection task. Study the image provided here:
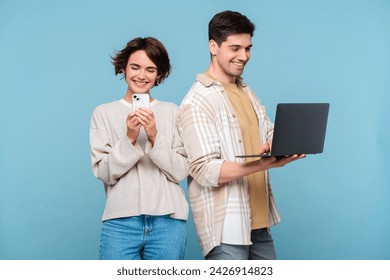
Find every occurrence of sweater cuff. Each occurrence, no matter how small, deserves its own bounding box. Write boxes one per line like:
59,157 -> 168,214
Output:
122,135 -> 144,158
145,133 -> 164,155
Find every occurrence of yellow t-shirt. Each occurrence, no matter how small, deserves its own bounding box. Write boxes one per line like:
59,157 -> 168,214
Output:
223,82 -> 270,229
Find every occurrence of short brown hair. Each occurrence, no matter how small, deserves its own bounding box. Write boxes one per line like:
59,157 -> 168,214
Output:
111,37 -> 171,86
209,10 -> 255,46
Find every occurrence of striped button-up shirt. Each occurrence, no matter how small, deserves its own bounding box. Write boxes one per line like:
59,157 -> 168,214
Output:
178,74 -> 281,256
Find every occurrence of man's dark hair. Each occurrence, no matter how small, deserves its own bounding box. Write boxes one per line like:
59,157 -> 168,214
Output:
208,10 -> 256,46
111,37 -> 171,86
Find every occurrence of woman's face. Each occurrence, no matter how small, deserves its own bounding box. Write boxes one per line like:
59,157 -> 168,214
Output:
124,50 -> 159,95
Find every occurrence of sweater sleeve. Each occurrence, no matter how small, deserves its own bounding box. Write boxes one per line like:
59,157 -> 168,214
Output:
145,131 -> 188,184
90,107 -> 143,186
145,106 -> 188,183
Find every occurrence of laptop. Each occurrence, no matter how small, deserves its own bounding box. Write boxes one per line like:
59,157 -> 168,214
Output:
236,103 -> 330,158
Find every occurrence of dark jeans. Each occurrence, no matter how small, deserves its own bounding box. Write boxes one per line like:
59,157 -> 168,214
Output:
206,228 -> 277,260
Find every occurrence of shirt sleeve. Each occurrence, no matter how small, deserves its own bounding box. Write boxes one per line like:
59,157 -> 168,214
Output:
178,102 -> 224,187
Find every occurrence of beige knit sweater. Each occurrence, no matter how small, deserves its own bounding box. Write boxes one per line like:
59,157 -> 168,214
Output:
90,99 -> 188,221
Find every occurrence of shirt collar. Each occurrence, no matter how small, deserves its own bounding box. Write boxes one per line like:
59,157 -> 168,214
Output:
196,73 -> 247,88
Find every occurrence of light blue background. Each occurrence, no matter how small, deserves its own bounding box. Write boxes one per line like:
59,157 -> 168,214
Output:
1,0 -> 389,260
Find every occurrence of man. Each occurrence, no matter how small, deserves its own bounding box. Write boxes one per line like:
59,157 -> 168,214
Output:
177,10 -> 305,260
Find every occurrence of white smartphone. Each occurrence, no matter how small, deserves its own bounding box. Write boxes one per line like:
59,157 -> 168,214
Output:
132,93 -> 150,111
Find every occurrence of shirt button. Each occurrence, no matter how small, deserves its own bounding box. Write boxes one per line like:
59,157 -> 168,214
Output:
221,90 -> 225,94
232,114 -> 236,118
239,139 -> 242,143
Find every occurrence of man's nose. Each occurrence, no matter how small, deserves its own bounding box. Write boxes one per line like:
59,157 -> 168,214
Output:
238,49 -> 250,61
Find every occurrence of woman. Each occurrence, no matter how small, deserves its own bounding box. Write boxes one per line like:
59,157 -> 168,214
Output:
90,37 -> 188,260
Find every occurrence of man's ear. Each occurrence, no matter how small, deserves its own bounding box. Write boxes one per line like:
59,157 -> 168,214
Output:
209,39 -> 217,56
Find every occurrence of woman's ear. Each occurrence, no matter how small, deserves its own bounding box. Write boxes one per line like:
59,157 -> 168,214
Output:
155,75 -> 162,86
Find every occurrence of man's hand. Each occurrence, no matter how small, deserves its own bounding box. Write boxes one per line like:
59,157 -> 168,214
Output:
258,139 -> 272,155
261,154 -> 306,168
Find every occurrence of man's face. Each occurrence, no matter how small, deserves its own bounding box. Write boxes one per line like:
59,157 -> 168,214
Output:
210,33 -> 252,83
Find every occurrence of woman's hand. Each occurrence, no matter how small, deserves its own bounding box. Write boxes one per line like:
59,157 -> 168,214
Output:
126,112 -> 141,145
134,108 -> 157,146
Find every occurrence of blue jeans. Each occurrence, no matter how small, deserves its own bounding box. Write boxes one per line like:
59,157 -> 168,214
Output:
99,215 -> 186,260
206,228 -> 277,260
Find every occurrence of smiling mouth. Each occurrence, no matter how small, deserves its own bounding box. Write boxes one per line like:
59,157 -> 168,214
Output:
133,80 -> 148,87
232,61 -> 245,67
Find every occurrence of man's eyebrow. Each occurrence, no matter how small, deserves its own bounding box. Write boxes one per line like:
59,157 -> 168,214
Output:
228,44 -> 253,48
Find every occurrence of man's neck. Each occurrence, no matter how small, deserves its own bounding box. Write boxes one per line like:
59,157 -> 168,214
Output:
206,66 -> 236,85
